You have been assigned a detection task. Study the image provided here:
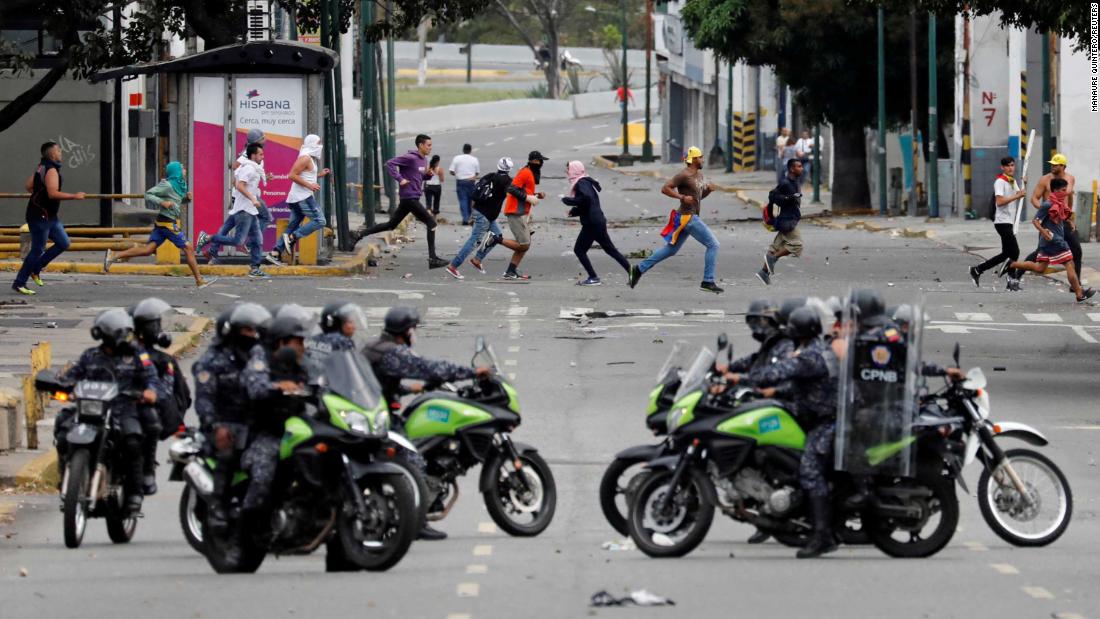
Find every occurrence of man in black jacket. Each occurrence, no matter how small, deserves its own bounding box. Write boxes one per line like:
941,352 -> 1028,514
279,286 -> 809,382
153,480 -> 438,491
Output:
757,159 -> 804,286
446,157 -> 515,280
562,160 -> 631,286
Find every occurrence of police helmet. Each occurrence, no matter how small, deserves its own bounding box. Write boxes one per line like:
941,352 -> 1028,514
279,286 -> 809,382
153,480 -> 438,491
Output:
227,303 -> 272,338
850,288 -> 886,320
273,303 -> 314,324
321,301 -> 367,334
786,306 -> 823,340
383,306 -> 420,335
746,299 -> 779,322
268,312 -> 313,342
130,297 -> 172,344
215,305 -> 238,339
823,296 -> 844,323
777,297 -> 807,325
91,308 -> 135,348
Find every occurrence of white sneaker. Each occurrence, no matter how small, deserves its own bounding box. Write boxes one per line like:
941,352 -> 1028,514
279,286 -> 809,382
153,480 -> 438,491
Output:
445,264 -> 464,280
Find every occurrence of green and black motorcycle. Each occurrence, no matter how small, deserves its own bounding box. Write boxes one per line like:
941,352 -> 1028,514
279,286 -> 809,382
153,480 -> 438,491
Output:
187,350 -> 418,573
627,345 -> 961,559
397,336 -> 556,536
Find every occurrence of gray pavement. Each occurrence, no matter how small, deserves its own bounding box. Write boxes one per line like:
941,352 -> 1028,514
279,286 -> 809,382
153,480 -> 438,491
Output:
2,113 -> 1099,619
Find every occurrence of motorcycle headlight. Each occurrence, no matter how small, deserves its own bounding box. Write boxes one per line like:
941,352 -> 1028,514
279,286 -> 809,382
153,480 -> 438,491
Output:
974,388 -> 990,419
168,437 -> 200,463
342,411 -> 374,436
78,400 -> 104,417
372,409 -> 391,434
666,407 -> 686,432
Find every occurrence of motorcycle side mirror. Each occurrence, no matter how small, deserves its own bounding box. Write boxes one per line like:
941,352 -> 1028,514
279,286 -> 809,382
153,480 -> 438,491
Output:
952,342 -> 960,367
475,335 -> 486,353
717,333 -> 729,351
34,369 -> 68,393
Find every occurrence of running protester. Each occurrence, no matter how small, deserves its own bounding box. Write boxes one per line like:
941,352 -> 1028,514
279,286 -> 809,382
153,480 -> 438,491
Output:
445,157 -> 514,280
1027,154 -> 1081,280
562,161 -> 631,286
1004,178 -> 1095,303
628,146 -> 723,294
356,134 -> 448,269
197,143 -> 269,278
198,130 -> 271,266
424,154 -> 444,216
104,162 -> 209,287
757,158 -> 804,286
969,156 -> 1026,290
12,142 -> 85,296
266,134 -> 330,264
489,151 -> 547,280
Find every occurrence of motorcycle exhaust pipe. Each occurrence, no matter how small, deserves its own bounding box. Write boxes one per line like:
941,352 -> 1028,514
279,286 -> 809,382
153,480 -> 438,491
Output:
184,461 -> 216,498
427,481 -> 460,522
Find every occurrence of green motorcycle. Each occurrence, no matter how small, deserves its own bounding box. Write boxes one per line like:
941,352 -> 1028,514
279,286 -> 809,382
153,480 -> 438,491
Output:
190,350 -> 418,573
398,336 -> 556,536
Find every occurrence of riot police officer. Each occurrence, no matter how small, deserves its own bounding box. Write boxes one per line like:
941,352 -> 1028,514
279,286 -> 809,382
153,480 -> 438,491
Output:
129,297 -> 192,495
192,302 -> 271,527
306,301 -> 367,364
727,306 -> 840,558
61,309 -> 160,512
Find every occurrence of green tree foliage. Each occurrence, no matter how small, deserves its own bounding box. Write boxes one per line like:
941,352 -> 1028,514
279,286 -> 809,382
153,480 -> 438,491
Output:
871,1 -> 1091,50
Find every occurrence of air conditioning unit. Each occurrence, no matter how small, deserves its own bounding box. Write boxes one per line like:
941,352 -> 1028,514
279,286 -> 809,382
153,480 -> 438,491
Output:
247,0 -> 271,42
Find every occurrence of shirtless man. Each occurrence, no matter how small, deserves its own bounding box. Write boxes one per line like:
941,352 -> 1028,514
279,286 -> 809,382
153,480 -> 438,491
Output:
1014,154 -> 1080,284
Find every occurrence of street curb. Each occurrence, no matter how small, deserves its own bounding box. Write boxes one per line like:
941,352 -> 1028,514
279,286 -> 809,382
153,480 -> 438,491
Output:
9,315 -> 211,490
0,243 -> 381,278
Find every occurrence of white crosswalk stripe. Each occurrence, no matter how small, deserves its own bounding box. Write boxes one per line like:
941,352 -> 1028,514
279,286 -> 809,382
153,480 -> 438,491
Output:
1023,313 -> 1062,322
1088,313 -> 1100,322
954,312 -> 992,321
559,307 -> 727,321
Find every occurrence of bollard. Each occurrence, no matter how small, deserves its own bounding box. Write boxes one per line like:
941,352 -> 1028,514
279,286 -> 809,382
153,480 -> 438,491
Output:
21,341 -> 52,450
0,389 -> 20,451
1076,191 -> 1093,243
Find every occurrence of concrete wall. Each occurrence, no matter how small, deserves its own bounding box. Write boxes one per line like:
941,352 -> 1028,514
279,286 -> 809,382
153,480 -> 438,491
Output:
396,98 -> 573,134
571,87 -> 655,117
392,41 -> 648,69
1058,40 -> 1100,193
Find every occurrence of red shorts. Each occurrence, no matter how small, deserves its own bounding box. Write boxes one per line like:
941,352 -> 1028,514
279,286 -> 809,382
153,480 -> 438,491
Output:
1036,249 -> 1073,265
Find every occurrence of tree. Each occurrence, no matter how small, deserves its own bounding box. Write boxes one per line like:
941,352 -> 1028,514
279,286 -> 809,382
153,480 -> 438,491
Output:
873,1 -> 1092,50
493,0 -> 581,98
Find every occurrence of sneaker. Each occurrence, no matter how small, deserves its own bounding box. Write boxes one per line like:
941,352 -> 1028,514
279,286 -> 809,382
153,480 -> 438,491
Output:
577,276 -> 601,286
501,271 -> 530,280
103,249 -> 113,273
969,266 -> 981,287
418,524 -> 448,541
12,285 -> 35,296
248,268 -> 270,278
445,264 -> 464,280
195,231 -> 210,251
996,260 -> 1012,278
756,269 -> 771,286
197,277 -> 217,289
428,256 -> 449,269
479,232 -> 503,253
1005,277 -> 1019,291
1077,288 -> 1096,303
763,252 -> 777,275
628,264 -> 642,289
282,233 -> 294,251
142,474 -> 158,496
469,258 -> 486,274
30,274 -> 44,287
206,256 -> 220,266
263,252 -> 285,267
700,281 -> 724,294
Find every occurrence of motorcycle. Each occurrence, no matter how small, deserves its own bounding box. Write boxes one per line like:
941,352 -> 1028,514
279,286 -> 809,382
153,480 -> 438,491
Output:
533,46 -> 584,72
191,350 -> 418,573
397,336 -> 556,536
922,344 -> 1072,547
598,341 -> 691,537
35,369 -> 145,549
626,343 -> 961,559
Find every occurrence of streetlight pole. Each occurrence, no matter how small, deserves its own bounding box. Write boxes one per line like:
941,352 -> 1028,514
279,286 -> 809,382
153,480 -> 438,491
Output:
876,6 -> 887,215
927,11 -> 939,219
641,0 -> 654,162
618,0 -> 632,166
360,0 -> 376,228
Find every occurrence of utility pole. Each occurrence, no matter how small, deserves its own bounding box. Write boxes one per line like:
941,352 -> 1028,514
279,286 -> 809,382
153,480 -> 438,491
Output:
618,0 -> 633,166
908,8 -> 918,216
1041,31 -> 1053,174
927,12 -> 939,219
383,0 -> 397,211
641,0 -> 654,162
360,0 -> 376,227
725,61 -> 733,173
876,6 -> 887,215
812,125 -> 821,203
329,0 -> 350,250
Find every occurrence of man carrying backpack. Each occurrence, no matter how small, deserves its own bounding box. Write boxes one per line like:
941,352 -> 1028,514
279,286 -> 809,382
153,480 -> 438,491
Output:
756,158 -> 804,286
445,157 -> 515,280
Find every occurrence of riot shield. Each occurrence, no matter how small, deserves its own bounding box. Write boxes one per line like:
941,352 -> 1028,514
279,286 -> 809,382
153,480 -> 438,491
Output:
835,299 -> 922,477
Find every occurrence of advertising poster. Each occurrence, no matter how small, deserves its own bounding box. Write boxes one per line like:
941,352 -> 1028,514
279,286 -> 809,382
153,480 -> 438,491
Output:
191,76 -> 227,242
234,76 -> 305,248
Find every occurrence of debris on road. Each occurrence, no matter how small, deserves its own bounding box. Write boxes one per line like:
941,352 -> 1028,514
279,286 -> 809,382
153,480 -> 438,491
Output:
601,539 -> 635,551
590,589 -> 675,607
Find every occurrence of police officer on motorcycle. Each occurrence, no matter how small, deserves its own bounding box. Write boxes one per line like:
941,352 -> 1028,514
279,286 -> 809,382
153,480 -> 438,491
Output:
305,301 -> 367,364
726,306 -> 840,558
129,297 -> 192,496
192,302 -> 271,528
61,309 -> 161,513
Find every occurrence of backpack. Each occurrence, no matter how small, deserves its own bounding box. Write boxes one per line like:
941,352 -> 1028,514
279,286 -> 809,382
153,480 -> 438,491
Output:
762,189 -> 780,232
472,173 -> 502,206
987,192 -> 997,221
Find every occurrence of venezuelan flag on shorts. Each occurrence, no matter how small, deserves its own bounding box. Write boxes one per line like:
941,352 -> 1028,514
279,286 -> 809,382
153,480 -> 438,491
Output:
660,210 -> 692,244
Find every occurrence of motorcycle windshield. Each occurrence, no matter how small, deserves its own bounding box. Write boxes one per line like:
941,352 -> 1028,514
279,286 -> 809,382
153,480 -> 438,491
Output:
835,297 -> 922,477
472,342 -> 501,374
673,348 -> 715,403
655,341 -> 690,382
322,351 -> 384,411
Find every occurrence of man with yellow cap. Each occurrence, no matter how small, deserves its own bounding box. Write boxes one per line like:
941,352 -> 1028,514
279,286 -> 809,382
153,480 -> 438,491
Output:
628,146 -> 724,293
1007,153 -> 1081,288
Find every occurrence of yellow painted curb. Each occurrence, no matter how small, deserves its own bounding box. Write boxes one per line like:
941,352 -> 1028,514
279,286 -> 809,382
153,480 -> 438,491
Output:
0,502 -> 15,524
0,244 -> 380,278
14,448 -> 59,488
167,317 -> 213,357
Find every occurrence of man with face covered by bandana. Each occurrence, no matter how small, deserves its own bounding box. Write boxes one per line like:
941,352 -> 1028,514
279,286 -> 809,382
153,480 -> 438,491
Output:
485,151 -> 548,280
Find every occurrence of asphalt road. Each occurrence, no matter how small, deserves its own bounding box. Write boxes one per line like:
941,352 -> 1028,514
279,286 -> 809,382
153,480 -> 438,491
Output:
2,114 -> 1098,619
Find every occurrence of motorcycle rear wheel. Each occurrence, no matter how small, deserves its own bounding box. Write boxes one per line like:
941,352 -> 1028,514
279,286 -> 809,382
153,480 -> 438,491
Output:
336,474 -> 417,571
978,448 -> 1072,547
867,470 -> 959,558
627,468 -> 716,558
178,483 -> 206,553
63,449 -> 91,549
203,511 -> 266,574
105,487 -> 137,544
483,451 -> 556,537
598,456 -> 647,537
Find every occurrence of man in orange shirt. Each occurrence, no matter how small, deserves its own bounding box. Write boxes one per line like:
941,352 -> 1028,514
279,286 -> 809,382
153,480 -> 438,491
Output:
487,151 -> 547,280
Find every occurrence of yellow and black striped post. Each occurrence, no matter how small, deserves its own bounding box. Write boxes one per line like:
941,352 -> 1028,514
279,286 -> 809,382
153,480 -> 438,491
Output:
1020,71 -> 1028,157
962,117 -> 972,214
732,112 -> 757,171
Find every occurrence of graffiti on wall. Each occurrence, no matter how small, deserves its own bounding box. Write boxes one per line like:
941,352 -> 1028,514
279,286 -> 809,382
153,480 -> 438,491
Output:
55,134 -> 96,169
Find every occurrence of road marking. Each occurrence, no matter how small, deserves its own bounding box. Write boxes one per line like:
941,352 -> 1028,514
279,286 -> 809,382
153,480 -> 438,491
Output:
215,292 -> 241,299
446,614 -> 472,619
506,306 -> 528,316
592,123 -> 608,129
1071,326 -> 1099,343
1088,313 -> 1100,322
317,287 -> 426,300
485,142 -> 495,147
473,544 -> 493,556
502,137 -> 514,142
523,132 -> 537,137
1055,614 -> 1087,619
428,307 -> 462,319
509,321 -> 521,339
478,522 -> 497,534
561,129 -> 574,133
507,346 -> 521,353
507,372 -> 516,380
963,541 -> 988,551
457,582 -> 480,598
1055,424 -> 1100,430
955,312 -> 993,321
504,359 -> 517,367
990,563 -> 1019,575
1024,313 -> 1063,322
1022,586 -> 1054,600
466,563 -> 489,574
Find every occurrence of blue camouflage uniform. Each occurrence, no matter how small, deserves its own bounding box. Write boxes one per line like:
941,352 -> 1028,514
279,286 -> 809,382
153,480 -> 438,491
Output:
364,333 -> 477,412
305,332 -> 355,366
191,342 -> 253,499
746,338 -> 839,499
729,335 -> 795,374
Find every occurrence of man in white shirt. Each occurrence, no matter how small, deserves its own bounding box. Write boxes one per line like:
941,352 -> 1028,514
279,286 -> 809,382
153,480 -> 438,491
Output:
449,143 -> 480,225
775,128 -> 790,185
969,155 -> 1027,290
197,144 -> 269,277
794,130 -> 815,188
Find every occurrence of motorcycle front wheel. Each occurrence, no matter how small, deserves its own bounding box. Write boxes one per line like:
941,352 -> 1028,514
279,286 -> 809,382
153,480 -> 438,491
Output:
337,473 -> 417,571
627,468 -> 716,559
978,448 -> 1072,547
178,483 -> 206,553
105,486 -> 137,544
483,451 -> 556,537
867,469 -> 959,558
598,456 -> 648,537
203,509 -> 266,574
62,449 -> 91,549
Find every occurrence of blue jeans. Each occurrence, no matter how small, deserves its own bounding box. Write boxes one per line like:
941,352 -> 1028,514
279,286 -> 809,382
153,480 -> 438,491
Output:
14,218 -> 70,288
209,211 -> 262,267
639,216 -> 720,282
274,196 -> 325,252
450,211 -> 501,268
455,180 -> 475,223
